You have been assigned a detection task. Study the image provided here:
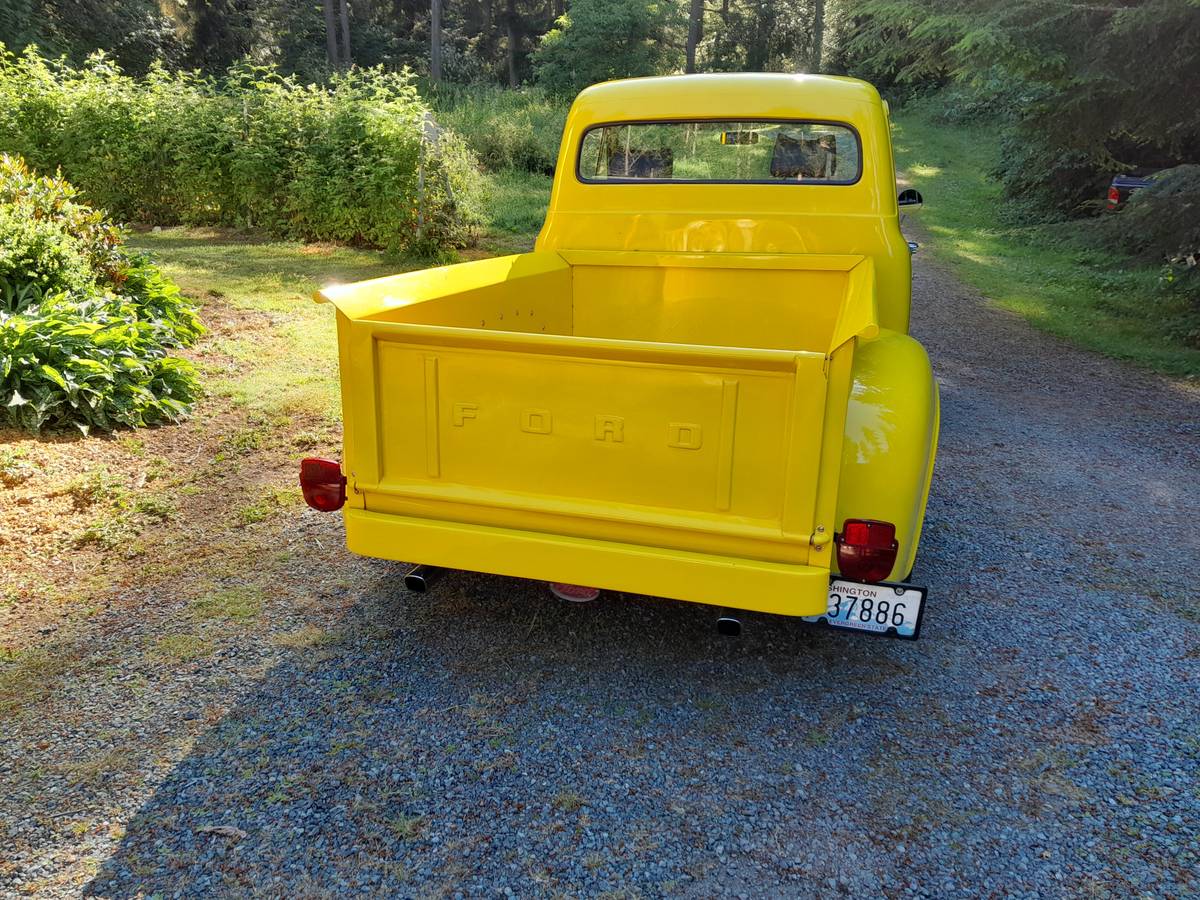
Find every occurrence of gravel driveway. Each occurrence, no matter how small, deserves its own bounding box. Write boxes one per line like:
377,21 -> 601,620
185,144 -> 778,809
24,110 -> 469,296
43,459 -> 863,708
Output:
4,249 -> 1198,898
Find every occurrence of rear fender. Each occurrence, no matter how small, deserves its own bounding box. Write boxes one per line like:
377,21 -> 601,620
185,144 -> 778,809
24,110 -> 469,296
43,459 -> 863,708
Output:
835,330 -> 940,581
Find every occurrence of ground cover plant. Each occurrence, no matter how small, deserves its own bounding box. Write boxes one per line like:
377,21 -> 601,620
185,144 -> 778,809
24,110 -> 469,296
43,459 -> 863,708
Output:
0,155 -> 203,432
0,47 -> 484,253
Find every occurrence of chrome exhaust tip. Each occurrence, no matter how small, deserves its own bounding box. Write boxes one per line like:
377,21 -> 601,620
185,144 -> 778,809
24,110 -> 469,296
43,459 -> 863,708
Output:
404,565 -> 443,594
716,615 -> 742,637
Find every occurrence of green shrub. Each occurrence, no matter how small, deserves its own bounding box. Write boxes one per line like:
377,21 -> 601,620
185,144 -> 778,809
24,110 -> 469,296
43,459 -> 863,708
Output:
0,206 -> 94,297
532,0 -> 683,98
1098,165 -> 1200,348
431,84 -> 568,175
0,48 -> 485,252
0,154 -> 202,432
1099,166 -> 1200,263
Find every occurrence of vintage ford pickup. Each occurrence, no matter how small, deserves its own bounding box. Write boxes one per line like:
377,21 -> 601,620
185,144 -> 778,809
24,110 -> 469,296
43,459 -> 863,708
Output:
304,73 -> 939,638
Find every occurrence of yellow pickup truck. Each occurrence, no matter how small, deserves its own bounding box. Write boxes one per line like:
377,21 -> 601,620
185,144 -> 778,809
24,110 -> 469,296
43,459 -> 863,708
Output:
302,73 -> 939,638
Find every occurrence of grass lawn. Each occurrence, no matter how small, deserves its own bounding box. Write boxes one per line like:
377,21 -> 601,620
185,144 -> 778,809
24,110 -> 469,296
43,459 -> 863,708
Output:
479,169 -> 552,253
131,229 -> 400,422
893,108 -> 1198,379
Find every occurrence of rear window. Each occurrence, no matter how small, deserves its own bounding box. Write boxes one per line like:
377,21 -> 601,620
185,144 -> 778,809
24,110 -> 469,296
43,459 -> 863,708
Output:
577,120 -> 861,185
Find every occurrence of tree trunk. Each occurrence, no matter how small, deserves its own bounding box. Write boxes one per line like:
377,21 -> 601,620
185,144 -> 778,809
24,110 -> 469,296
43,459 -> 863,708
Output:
322,0 -> 339,67
339,0 -> 352,67
505,0 -> 519,88
686,0 -> 703,73
810,0 -> 825,72
745,0 -> 773,72
430,0 -> 443,83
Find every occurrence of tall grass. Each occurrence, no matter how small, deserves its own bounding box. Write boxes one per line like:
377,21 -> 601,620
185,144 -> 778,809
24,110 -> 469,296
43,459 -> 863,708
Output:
430,84 -> 568,175
0,47 -> 485,253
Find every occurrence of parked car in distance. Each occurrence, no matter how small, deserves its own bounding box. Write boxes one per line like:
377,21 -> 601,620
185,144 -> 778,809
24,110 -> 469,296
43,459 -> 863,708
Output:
304,73 -> 940,639
1107,173 -> 1156,209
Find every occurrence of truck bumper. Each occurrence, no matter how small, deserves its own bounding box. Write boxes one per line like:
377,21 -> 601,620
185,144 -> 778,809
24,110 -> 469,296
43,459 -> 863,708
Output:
344,509 -> 830,617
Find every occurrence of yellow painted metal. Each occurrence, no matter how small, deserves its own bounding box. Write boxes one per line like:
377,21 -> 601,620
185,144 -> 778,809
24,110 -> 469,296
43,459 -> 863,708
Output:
538,73 -> 914,333
836,331 -> 940,581
316,73 -> 939,617
344,509 -> 832,616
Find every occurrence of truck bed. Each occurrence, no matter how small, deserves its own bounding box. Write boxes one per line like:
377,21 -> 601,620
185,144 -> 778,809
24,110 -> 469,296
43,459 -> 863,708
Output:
317,250 -> 879,615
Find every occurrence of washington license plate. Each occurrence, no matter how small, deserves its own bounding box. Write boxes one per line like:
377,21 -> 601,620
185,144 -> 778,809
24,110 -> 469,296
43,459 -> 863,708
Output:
802,580 -> 926,640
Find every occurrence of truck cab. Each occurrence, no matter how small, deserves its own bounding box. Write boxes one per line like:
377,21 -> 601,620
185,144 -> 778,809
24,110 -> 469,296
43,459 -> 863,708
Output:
308,74 -> 939,636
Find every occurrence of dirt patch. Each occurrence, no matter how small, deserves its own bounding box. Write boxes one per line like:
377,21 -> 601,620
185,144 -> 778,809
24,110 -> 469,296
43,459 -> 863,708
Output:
0,299 -> 339,654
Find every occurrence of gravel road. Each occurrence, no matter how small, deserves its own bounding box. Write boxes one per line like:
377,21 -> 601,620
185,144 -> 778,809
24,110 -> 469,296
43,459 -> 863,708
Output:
6,249 -> 1199,898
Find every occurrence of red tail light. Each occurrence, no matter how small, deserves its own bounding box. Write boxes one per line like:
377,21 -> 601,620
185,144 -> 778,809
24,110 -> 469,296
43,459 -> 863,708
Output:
1106,185 -> 1120,209
836,519 -> 898,583
299,457 -> 346,512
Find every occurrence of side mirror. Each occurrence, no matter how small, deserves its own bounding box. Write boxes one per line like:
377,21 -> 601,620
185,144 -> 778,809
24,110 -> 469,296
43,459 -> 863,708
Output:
898,188 -> 924,208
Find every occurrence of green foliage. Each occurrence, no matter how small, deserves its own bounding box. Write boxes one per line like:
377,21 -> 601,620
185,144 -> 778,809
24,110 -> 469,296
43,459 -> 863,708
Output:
702,0 -> 819,73
0,0 -> 178,73
482,169 -> 552,236
834,2 -> 962,97
0,154 -> 202,432
0,48 -> 485,252
0,206 -> 93,298
893,108 -> 1199,376
431,84 -> 567,174
533,0 -> 684,96
838,1 -> 1200,214
1100,166 -> 1200,347
916,66 -> 1039,126
834,0 -> 1200,270
1109,166 -> 1200,262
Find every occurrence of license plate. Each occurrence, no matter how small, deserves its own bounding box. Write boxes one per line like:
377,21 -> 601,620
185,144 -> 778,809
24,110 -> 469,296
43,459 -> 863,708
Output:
802,579 -> 926,639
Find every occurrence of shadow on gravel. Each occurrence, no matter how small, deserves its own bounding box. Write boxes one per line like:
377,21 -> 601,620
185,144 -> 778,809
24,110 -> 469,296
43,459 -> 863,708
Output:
85,552 -> 949,896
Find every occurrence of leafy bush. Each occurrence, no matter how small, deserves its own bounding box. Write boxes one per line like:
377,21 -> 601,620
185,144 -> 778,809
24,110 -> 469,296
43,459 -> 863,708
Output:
0,47 -> 485,252
1099,166 -> 1200,348
1100,166 -> 1200,264
919,68 -> 1042,127
532,0 -> 683,98
0,154 -> 202,432
0,206 -> 93,297
431,84 -> 568,174
838,0 -> 1200,222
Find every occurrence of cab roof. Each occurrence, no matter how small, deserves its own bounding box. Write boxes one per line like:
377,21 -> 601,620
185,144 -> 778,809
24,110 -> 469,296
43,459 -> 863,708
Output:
569,73 -> 884,128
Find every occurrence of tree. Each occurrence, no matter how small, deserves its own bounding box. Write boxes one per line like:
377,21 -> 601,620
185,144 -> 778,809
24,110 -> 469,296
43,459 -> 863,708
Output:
338,0 -> 351,65
2,0 -> 179,72
430,0 -> 442,82
322,0 -> 340,66
165,0 -> 253,71
533,0 -> 685,95
505,0 -> 519,87
702,0 -> 813,73
834,0 -> 1200,215
686,0 -> 703,72
809,0 -> 824,71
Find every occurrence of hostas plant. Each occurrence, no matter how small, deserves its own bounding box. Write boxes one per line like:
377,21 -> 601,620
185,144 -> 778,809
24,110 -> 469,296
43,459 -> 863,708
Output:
0,155 -> 202,433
